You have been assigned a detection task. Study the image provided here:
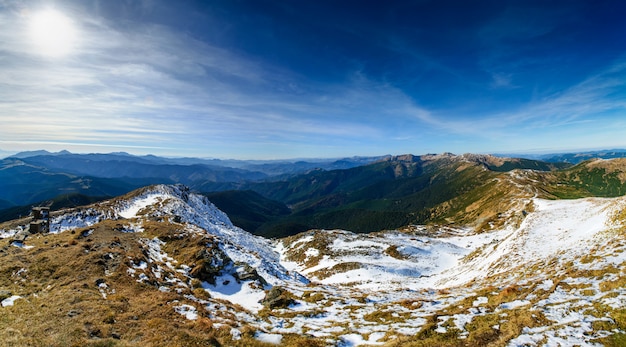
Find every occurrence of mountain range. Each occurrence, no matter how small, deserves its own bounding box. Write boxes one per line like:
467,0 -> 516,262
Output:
5,150 -> 626,240
497,149 -> 626,164
0,151 -> 382,210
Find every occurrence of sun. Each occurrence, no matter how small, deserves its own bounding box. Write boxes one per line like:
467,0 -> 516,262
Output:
29,9 -> 77,58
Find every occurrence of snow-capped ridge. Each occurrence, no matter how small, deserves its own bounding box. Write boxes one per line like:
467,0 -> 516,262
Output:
2,184 -> 307,288
113,184 -> 234,228
113,185 -> 306,285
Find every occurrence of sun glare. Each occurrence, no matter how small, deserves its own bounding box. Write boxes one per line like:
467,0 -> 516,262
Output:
29,9 -> 77,58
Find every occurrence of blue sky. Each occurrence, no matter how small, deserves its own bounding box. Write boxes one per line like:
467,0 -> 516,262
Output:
1,0 -> 626,159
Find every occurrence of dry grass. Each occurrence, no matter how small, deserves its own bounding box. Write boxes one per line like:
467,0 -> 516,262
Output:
3,183 -> 626,346
396,299 -> 423,310
363,309 -> 410,323
0,221 -> 288,347
599,274 -> 626,292
384,245 -> 408,260
300,291 -> 326,303
280,230 -> 336,269
386,307 -> 549,347
308,262 -> 362,280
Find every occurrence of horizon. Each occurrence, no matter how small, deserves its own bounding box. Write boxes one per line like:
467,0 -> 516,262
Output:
2,1 -> 626,158
2,146 -> 626,162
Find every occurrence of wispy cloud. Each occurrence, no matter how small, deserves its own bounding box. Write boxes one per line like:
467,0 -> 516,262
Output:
0,4 -> 429,157
502,61 -> 626,126
489,72 -> 517,89
404,58 -> 626,141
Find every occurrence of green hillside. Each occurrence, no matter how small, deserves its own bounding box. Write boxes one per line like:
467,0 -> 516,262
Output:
542,159 -> 626,198
202,190 -> 290,234
232,154 -> 567,237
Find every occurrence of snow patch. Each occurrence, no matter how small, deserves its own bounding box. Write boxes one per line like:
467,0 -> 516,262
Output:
255,332 -> 283,344
201,274 -> 265,313
1,295 -> 22,307
499,300 -> 530,310
11,241 -> 33,249
119,194 -> 166,219
174,304 -> 198,320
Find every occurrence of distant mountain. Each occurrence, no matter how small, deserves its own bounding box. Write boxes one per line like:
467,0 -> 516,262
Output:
17,153 -> 267,183
10,149 -> 71,158
0,158 -> 169,206
0,199 -> 13,209
495,149 -> 626,164
0,151 -> 384,213
208,153 -> 626,238
7,151 -> 384,180
538,149 -> 626,164
464,153 -> 570,171
10,150 -> 626,238
238,156 -> 387,176
0,149 -> 17,159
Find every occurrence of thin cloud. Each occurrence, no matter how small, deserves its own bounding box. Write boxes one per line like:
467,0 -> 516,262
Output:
489,72 -> 517,89
503,60 -> 626,127
404,58 -> 626,140
0,6 -> 413,155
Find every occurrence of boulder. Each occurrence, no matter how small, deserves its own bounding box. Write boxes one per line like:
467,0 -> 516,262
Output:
261,286 -> 295,309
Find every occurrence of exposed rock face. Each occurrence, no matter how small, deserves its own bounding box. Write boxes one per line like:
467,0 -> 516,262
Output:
189,243 -> 232,285
235,263 -> 267,285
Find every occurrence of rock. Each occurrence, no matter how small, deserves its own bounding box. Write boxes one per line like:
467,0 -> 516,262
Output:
235,264 -> 267,285
0,290 -> 12,301
261,286 -> 295,310
189,245 -> 231,285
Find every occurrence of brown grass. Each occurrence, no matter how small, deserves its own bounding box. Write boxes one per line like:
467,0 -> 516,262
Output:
599,275 -> 626,292
0,220 -> 284,347
384,245 -> 408,260
309,262 -> 362,280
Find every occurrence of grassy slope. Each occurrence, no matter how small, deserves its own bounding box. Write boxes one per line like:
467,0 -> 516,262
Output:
0,219 -> 323,347
241,156 -> 535,237
543,159 -> 626,198
1,178 -> 625,346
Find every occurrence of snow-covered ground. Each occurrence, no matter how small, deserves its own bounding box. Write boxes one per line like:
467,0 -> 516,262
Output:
273,195 -> 626,345
437,197 -> 626,287
277,228 -> 501,290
